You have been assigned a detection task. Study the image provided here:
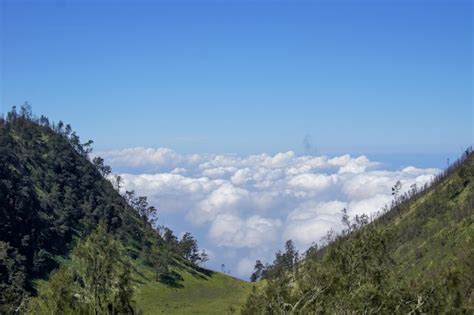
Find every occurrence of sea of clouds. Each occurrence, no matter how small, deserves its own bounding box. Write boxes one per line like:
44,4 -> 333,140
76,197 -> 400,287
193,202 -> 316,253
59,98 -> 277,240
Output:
100,147 -> 439,278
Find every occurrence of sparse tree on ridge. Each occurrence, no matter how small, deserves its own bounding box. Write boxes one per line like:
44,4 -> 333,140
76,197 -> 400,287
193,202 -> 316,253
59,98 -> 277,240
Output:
392,180 -> 403,217
113,175 -> 123,191
250,260 -> 265,282
392,180 -> 402,200
200,249 -> 209,267
179,232 -> 200,265
92,156 -> 112,177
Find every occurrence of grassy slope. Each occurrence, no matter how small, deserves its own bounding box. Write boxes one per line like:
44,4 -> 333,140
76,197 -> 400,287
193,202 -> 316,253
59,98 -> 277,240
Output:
32,257 -> 254,314
134,263 -> 253,314
252,152 -> 474,310
374,153 -> 474,307
392,156 -> 474,298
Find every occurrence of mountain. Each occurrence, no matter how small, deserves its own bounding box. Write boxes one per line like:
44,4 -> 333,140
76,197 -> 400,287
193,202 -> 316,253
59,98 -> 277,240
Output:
243,149 -> 474,313
0,105 -> 252,314
2,105 -> 472,314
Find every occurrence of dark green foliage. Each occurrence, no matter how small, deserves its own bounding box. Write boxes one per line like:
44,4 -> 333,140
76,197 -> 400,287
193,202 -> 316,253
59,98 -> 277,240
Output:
73,224 -> 136,314
0,106 -> 148,287
0,242 -> 27,314
243,150 -> 474,313
250,239 -> 299,282
93,157 -> 112,177
250,260 -> 264,282
0,106 -> 200,311
28,225 -> 136,314
178,232 -> 201,265
124,190 -> 158,225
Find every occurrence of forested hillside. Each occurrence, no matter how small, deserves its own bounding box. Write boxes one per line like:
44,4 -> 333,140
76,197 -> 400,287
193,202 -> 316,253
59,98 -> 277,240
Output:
0,105 -> 251,314
244,149 -> 474,313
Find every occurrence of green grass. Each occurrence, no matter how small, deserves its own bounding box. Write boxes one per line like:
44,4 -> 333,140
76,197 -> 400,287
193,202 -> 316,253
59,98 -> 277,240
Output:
383,160 -> 474,308
31,260 -> 254,314
134,264 -> 254,314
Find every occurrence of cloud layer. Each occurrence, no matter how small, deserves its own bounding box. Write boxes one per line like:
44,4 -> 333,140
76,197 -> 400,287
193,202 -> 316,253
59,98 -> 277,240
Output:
100,147 -> 439,278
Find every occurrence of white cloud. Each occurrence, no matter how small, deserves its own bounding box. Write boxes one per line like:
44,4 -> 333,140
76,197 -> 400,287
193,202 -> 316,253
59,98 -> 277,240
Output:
209,214 -> 282,248
188,183 -> 250,224
288,173 -> 336,191
101,147 -> 184,168
104,147 -> 440,278
284,200 -> 347,245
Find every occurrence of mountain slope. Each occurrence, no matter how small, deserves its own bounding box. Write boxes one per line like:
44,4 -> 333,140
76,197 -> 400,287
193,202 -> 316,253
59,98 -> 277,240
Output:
0,108 -> 157,310
386,152 -> 474,296
30,254 -> 252,314
135,264 -> 252,314
0,107 -> 253,313
244,150 -> 474,313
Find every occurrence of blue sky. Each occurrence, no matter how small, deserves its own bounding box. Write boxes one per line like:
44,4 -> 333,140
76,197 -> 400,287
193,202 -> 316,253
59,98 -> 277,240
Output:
1,0 -> 472,158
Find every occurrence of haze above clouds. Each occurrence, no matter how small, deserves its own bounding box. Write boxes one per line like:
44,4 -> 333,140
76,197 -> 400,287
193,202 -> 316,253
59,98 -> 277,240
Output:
101,147 -> 439,278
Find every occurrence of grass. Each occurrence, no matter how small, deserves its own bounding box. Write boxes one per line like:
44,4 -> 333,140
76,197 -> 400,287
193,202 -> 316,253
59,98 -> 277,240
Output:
32,260 -> 254,314
384,159 -> 474,307
134,263 -> 254,314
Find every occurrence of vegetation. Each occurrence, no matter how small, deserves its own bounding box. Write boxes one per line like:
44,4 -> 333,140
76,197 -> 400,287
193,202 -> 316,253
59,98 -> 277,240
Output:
135,263 -> 252,314
0,105 -> 230,313
2,104 -> 473,313
27,225 -> 136,314
244,149 -> 474,313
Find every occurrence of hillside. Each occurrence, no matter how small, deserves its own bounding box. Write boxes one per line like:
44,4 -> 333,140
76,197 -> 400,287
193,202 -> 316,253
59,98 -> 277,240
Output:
135,264 -> 252,314
2,105 -> 472,314
0,106 -> 252,314
30,253 -> 252,314
244,150 -> 474,313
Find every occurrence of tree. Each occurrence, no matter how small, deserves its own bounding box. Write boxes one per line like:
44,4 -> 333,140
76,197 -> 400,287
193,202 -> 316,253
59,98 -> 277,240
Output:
179,233 -> 200,265
92,156 -> 111,177
19,102 -> 32,119
392,180 -> 403,217
133,196 -> 157,224
124,192 -> 158,225
57,121 -> 64,133
27,267 -> 77,314
64,124 -> 72,136
0,242 -> 27,314
113,175 -> 123,191
250,260 -> 265,282
200,249 -> 209,267
392,180 -> 402,200
283,239 -> 298,271
28,225 -> 136,314
162,227 -> 178,247
73,224 -> 135,314
304,242 -> 319,260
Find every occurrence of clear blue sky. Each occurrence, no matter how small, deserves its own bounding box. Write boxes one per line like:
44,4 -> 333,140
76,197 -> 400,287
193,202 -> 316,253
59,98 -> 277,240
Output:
1,0 -> 472,158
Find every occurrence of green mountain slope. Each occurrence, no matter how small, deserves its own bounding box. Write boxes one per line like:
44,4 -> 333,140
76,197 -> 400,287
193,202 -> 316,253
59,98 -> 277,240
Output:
386,152 -> 474,295
244,150 -> 474,313
31,255 -> 252,314
135,264 -> 252,314
0,107 -> 253,313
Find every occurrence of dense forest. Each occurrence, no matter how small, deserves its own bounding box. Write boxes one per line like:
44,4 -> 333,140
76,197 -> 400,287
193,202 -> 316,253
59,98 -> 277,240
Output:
243,148 -> 474,313
0,105 -> 208,313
